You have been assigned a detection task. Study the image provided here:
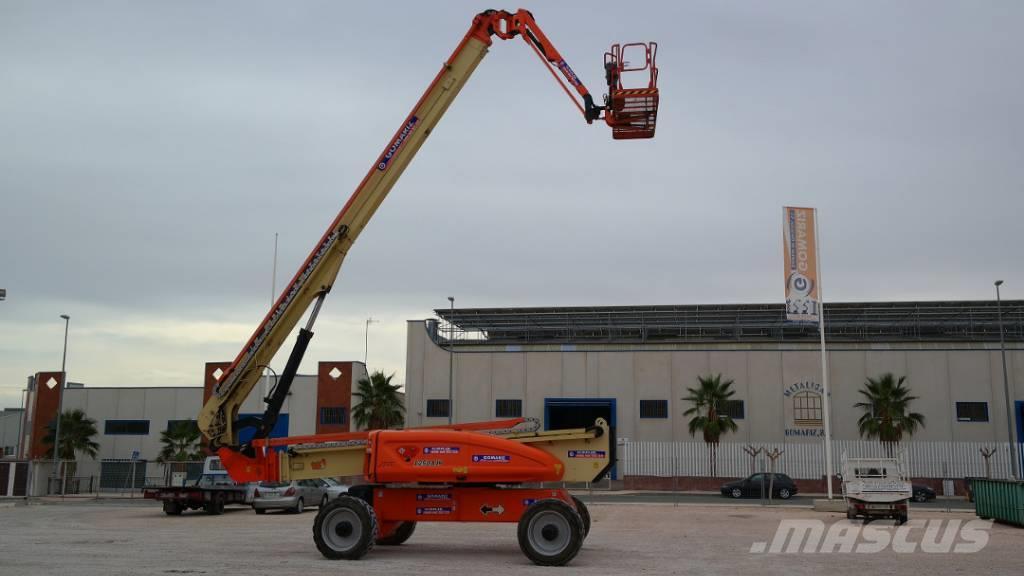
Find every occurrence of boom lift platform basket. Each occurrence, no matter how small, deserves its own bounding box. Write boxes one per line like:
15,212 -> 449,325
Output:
604,42 -> 659,139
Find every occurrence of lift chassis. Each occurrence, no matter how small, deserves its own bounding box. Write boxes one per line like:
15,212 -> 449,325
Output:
197,7 -> 656,567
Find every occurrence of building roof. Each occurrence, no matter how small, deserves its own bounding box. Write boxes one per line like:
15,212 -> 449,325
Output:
433,300 -> 1024,345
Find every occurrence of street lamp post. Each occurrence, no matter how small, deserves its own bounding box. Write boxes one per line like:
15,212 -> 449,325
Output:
51,314 -> 70,494
447,296 -> 455,425
995,280 -> 1019,479
364,317 -> 379,365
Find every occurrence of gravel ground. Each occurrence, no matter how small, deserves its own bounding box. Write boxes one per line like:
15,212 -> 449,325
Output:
0,500 -> 1019,575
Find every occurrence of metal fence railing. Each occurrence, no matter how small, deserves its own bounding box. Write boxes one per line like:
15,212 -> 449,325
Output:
37,459 -> 205,496
621,440 -> 1023,480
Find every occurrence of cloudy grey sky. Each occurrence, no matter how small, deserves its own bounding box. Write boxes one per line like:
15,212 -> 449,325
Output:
1,1 -> 1022,408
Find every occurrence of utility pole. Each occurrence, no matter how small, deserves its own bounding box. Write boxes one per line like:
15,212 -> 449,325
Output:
364,317 -> 378,365
51,314 -> 70,494
995,280 -> 1019,479
448,296 -> 455,425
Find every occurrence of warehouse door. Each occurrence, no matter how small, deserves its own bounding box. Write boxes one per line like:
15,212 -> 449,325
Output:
544,398 -> 617,479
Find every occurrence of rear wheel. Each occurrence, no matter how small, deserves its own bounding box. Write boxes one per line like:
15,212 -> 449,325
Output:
293,498 -> 305,514
321,495 -> 329,508
913,491 -> 928,503
254,508 -> 266,514
571,496 -> 591,538
517,499 -> 584,566
777,487 -> 792,500
162,501 -> 182,516
376,521 -> 417,545
313,495 -> 378,560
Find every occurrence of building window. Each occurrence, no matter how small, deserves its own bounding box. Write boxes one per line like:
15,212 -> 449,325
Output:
426,399 -> 450,418
793,392 -> 822,427
639,400 -> 669,419
3,446 -> 13,457
496,399 -> 523,418
723,399 -> 745,420
956,402 -> 989,422
104,420 -> 150,435
320,406 -> 347,426
166,419 -> 198,433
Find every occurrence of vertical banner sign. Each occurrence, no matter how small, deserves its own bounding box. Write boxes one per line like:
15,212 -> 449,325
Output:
782,206 -> 819,322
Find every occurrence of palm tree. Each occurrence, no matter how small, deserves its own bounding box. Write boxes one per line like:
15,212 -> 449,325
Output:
157,421 -> 204,463
42,409 -> 100,482
854,373 -> 925,453
352,371 -> 405,430
683,374 -> 739,477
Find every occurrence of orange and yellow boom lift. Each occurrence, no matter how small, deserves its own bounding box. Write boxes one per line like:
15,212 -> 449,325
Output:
197,9 -> 658,566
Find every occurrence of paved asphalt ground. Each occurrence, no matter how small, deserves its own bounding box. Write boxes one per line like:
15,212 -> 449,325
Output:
0,493 -> 1003,576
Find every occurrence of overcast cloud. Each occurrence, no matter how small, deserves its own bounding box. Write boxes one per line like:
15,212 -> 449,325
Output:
1,1 -> 1022,408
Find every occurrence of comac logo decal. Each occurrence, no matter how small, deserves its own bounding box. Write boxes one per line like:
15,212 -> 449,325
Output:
377,116 -> 419,171
568,450 -> 606,459
557,59 -> 582,87
416,493 -> 452,502
416,506 -> 453,516
472,454 -> 511,463
423,446 -> 459,455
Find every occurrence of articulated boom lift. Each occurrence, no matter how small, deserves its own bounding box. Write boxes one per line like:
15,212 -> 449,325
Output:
197,9 -> 658,566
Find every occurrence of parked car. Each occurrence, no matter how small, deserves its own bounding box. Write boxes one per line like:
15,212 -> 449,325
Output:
252,478 -> 348,514
912,484 -> 936,503
720,473 -> 797,500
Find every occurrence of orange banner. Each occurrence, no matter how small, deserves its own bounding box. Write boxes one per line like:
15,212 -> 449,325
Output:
782,207 -> 820,322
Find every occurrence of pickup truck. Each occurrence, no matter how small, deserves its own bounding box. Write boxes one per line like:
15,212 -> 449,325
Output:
144,456 -> 256,515
840,455 -> 912,524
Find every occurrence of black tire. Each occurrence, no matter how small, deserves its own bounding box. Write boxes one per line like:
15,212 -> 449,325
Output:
321,495 -> 329,508
517,499 -> 585,567
896,513 -> 908,526
777,487 -> 792,500
730,487 -> 743,499
376,521 -> 417,545
913,491 -> 927,503
163,501 -> 183,516
294,498 -> 305,514
313,495 -> 378,560
254,508 -> 266,514
205,494 -> 225,515
846,508 -> 856,520
571,496 -> 591,538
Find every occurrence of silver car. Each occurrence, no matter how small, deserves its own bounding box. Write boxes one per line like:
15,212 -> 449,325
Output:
252,478 -> 347,514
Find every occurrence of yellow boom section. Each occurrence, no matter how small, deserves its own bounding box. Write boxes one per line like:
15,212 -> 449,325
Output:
198,36 -> 491,447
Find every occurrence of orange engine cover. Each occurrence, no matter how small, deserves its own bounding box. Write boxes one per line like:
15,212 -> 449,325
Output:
367,429 -> 564,484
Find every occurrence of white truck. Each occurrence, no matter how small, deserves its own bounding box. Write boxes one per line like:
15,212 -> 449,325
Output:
144,456 -> 257,515
840,455 -> 912,524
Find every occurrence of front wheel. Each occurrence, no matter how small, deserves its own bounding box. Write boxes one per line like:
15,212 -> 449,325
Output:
517,499 -> 584,566
163,501 -> 182,516
730,487 -> 743,499
313,495 -> 378,560
204,494 -> 225,515
321,495 -> 329,508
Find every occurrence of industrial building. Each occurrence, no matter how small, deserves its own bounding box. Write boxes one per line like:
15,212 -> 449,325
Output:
13,360 -> 367,462
404,300 -> 1024,448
